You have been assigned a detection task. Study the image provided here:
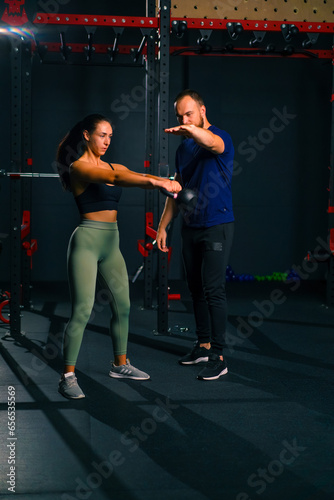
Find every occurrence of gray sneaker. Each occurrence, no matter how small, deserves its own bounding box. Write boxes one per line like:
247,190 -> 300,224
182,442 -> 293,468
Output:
109,359 -> 150,380
58,373 -> 85,399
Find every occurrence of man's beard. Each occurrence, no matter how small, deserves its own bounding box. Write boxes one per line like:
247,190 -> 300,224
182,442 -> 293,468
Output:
197,116 -> 204,128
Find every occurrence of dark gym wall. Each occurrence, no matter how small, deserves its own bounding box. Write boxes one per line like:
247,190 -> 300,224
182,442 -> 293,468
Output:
0,0 -> 332,284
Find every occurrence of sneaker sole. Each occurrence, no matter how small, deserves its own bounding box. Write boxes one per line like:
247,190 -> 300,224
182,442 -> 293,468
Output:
179,356 -> 209,365
197,367 -> 228,381
58,388 -> 85,399
109,372 -> 150,381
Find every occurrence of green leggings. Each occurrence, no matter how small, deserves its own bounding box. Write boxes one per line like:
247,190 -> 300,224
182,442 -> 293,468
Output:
63,219 -> 130,366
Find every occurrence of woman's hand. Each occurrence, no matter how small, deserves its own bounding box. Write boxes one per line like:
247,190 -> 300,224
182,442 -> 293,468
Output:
160,179 -> 182,194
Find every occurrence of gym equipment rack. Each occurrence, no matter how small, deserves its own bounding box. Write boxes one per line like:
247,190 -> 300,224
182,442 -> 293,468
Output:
2,0 -> 334,336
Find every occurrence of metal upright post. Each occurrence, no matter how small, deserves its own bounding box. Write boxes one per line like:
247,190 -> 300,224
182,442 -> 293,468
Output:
21,40 -> 33,310
157,0 -> 170,334
326,48 -> 334,306
10,38 -> 23,336
144,0 -> 157,309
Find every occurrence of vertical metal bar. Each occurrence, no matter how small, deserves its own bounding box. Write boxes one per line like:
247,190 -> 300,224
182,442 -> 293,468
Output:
10,38 -> 23,336
10,177 -> 22,336
157,0 -> 170,334
21,41 -> 33,309
144,0 -> 157,309
327,258 -> 334,306
326,51 -> 334,306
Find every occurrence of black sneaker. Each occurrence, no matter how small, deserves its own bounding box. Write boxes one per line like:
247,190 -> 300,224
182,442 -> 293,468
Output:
178,342 -> 210,365
197,353 -> 228,380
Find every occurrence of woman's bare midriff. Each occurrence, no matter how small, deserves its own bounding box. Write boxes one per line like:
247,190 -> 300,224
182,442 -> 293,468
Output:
82,210 -> 118,222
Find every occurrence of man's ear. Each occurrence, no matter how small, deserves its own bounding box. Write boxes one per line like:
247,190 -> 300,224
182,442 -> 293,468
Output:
200,105 -> 206,118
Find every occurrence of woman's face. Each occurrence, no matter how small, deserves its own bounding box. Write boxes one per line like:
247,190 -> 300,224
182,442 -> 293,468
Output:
84,121 -> 113,156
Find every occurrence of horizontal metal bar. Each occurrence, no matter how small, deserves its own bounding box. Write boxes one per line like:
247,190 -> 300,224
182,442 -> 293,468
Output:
7,173 -> 59,178
33,13 -> 158,29
32,43 -> 334,60
34,42 -> 148,55
170,47 -> 334,59
171,18 -> 334,33
32,13 -> 334,33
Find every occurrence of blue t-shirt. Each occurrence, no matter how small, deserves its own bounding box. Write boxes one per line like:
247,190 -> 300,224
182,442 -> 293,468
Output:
175,125 -> 234,228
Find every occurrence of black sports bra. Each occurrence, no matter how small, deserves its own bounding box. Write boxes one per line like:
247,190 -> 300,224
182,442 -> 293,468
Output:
74,164 -> 122,214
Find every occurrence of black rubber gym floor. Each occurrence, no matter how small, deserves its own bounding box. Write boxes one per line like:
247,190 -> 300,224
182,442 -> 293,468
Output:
0,279 -> 333,500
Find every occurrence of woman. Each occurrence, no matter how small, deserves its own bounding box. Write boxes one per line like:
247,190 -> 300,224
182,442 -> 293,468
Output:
56,114 -> 181,399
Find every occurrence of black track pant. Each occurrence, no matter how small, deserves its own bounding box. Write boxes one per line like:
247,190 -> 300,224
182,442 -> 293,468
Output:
181,222 -> 234,355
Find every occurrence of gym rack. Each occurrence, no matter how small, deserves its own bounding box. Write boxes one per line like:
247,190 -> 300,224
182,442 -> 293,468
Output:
2,0 -> 334,337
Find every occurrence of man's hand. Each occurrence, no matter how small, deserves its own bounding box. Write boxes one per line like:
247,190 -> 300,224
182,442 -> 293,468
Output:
164,124 -> 225,154
156,227 -> 169,252
164,125 -> 194,137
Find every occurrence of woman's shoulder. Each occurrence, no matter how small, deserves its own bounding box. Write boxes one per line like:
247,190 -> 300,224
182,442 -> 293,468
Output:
71,159 -> 109,170
109,162 -> 128,172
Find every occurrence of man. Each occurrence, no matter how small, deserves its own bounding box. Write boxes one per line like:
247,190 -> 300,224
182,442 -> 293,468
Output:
156,89 -> 234,381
